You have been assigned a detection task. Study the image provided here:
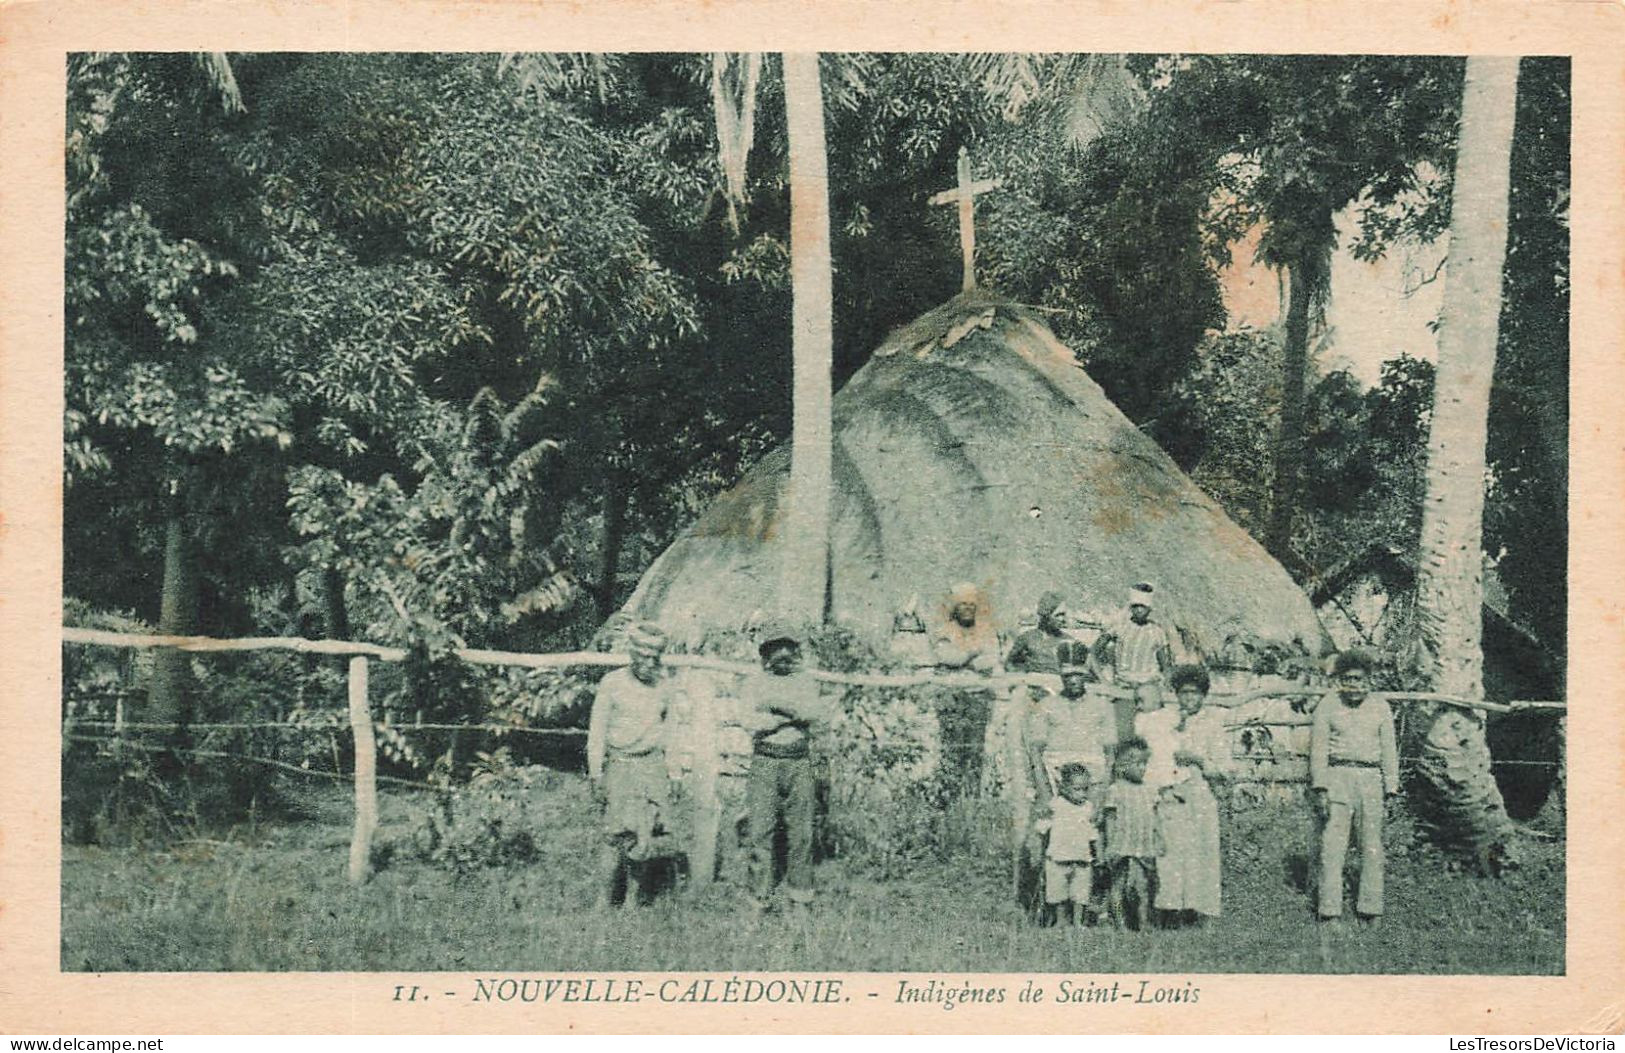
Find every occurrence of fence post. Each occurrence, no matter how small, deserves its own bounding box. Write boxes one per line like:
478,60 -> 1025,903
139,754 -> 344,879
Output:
347,655 -> 378,885
1003,685 -> 1030,906
687,673 -> 722,889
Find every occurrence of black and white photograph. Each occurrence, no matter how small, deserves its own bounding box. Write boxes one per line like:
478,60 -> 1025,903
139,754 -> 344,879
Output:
4,0 -> 1622,1037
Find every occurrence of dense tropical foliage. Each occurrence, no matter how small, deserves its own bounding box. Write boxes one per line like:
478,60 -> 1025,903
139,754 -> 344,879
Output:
65,51 -> 1569,730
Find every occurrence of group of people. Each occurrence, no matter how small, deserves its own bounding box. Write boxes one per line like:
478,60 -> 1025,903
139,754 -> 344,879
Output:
587,617 -> 831,911
1014,585 -> 1400,930
1013,585 -> 1229,930
586,582 -> 1401,930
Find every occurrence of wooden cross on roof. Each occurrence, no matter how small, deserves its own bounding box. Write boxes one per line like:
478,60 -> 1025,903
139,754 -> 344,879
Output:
928,146 -> 1002,292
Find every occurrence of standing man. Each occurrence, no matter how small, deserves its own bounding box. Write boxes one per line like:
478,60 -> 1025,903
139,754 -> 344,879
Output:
1309,648 -> 1400,924
933,581 -> 1000,796
1005,590 -> 1070,677
1027,641 -> 1118,794
740,621 -> 833,911
586,621 -> 673,909
1004,592 -> 1069,913
1097,582 -> 1174,743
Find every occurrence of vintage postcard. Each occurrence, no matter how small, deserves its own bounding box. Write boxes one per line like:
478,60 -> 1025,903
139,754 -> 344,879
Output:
2,0 -> 1622,1037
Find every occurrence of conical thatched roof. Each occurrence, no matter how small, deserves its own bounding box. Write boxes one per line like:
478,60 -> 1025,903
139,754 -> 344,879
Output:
624,291 -> 1325,651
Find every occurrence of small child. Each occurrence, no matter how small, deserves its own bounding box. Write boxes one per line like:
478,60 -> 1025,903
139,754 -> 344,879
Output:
1032,762 -> 1098,927
1099,736 -> 1163,931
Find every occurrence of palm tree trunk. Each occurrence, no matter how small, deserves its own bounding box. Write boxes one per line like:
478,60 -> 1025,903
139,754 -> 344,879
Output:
780,52 -> 834,626
1413,55 -> 1520,865
1266,258 -> 1314,560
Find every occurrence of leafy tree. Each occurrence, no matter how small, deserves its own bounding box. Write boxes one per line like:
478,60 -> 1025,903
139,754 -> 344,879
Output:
212,55 -> 705,654
1123,55 -> 1463,558
65,53 -> 291,723
979,100 -> 1228,427
1173,328 -> 1283,534
286,388 -> 563,647
1294,356 -> 1436,590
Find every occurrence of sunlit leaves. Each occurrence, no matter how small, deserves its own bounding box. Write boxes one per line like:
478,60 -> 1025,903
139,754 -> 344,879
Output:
74,353 -> 289,455
287,384 -> 576,653
719,234 -> 789,288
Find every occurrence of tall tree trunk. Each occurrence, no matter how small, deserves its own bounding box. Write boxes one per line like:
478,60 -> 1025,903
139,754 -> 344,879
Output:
323,565 -> 350,641
780,52 -> 834,626
597,474 -> 628,621
1413,55 -> 1520,866
149,490 -> 199,730
1266,257 -> 1314,562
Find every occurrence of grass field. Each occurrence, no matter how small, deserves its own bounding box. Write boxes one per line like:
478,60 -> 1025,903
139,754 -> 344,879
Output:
61,774 -> 1564,974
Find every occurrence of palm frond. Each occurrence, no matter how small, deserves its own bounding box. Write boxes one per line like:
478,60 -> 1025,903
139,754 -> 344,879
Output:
501,571 -> 579,622
497,53 -> 616,107
501,373 -> 556,434
193,52 -> 244,115
710,52 -> 762,235
965,53 -> 1048,122
504,437 -> 562,488
958,53 -> 1144,144
1058,54 -> 1145,147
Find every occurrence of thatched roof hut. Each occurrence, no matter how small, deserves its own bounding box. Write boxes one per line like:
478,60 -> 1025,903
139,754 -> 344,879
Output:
623,292 -> 1326,653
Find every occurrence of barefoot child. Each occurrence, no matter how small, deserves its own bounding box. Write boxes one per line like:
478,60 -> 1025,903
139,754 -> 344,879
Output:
1032,762 -> 1099,927
1099,736 -> 1162,930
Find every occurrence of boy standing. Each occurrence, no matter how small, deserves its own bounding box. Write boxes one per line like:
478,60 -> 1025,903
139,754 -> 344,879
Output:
1309,648 -> 1400,923
740,621 -> 833,909
1033,762 -> 1099,927
1098,583 -> 1174,744
586,622 -> 673,908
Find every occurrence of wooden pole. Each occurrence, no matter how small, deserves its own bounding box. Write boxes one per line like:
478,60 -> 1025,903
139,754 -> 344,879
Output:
1004,686 -> 1030,909
347,655 -> 377,885
957,147 -> 975,291
686,673 -> 722,889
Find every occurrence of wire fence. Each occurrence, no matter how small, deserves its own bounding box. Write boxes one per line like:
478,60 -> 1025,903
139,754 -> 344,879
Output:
61,625 -> 1566,884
